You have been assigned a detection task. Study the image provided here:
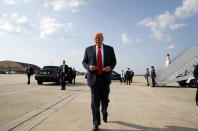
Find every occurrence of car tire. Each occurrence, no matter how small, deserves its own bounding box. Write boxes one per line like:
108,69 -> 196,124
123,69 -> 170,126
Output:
69,79 -> 72,84
188,79 -> 197,88
56,80 -> 60,85
37,80 -> 43,85
178,80 -> 187,87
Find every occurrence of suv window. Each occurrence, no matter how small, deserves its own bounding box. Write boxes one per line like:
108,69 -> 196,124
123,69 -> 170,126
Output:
112,72 -> 116,75
43,66 -> 57,71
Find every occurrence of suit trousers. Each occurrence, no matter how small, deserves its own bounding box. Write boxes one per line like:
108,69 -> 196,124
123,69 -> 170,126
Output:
196,86 -> 198,103
61,76 -> 66,90
27,74 -> 31,84
90,74 -> 110,126
73,76 -> 76,84
146,77 -> 149,86
151,77 -> 155,87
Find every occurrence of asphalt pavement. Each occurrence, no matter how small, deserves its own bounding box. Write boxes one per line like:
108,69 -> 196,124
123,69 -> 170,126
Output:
0,75 -> 198,131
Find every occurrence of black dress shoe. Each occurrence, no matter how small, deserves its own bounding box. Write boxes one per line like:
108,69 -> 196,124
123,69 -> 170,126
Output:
196,102 -> 198,106
103,116 -> 107,123
92,125 -> 98,131
103,113 -> 108,123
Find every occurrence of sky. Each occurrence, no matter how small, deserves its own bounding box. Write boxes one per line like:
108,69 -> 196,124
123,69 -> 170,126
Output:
0,0 -> 198,74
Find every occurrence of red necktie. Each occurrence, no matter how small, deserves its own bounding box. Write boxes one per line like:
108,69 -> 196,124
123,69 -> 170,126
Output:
97,46 -> 102,75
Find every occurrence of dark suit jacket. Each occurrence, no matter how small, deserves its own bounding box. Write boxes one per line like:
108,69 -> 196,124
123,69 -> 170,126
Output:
151,69 -> 156,79
125,71 -> 131,80
58,64 -> 68,78
194,65 -> 198,80
26,67 -> 33,76
82,44 -> 116,87
73,70 -> 76,77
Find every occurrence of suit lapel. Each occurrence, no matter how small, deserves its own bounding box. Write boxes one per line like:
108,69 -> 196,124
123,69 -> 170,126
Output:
103,44 -> 108,67
92,45 -> 97,66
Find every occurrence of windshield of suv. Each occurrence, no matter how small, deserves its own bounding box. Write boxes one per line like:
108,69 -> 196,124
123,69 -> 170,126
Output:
42,66 -> 58,71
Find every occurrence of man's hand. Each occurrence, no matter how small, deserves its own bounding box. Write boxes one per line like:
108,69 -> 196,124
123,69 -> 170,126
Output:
102,66 -> 112,72
89,65 -> 97,71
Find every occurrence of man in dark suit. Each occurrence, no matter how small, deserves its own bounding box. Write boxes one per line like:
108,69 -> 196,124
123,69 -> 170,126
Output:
82,32 -> 116,131
125,68 -> 131,85
25,64 -> 33,84
193,65 -> 198,106
130,70 -> 134,83
58,60 -> 68,90
72,68 -> 76,84
151,66 -> 156,87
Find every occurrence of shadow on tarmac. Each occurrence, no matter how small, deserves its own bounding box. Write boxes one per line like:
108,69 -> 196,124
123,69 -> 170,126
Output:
42,82 -> 88,87
69,82 -> 88,87
99,121 -> 198,131
153,86 -> 196,88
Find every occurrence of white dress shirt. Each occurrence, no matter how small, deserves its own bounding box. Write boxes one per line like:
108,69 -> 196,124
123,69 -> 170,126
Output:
96,44 -> 104,68
62,64 -> 65,73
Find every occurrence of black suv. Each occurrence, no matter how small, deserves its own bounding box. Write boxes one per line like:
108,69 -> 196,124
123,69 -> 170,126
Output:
112,71 -> 121,81
35,66 -> 73,85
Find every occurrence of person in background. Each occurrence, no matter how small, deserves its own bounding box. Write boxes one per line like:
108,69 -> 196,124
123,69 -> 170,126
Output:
120,70 -> 125,84
151,66 -> 156,87
58,60 -> 68,90
130,70 -> 134,83
125,68 -> 131,85
73,68 -> 76,84
165,53 -> 170,67
145,68 -> 150,86
25,64 -> 33,84
193,65 -> 198,106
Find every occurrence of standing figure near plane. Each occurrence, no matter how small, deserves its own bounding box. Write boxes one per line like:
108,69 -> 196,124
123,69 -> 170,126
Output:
73,68 -> 76,84
120,70 -> 125,84
58,60 -> 68,90
26,64 -> 33,85
82,32 -> 116,131
130,70 -> 134,83
125,68 -> 131,85
193,65 -> 198,106
165,53 -> 170,67
151,66 -> 156,87
145,68 -> 150,86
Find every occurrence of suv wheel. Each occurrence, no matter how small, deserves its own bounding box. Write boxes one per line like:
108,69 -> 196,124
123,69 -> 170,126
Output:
69,78 -> 72,84
178,80 -> 187,87
56,80 -> 60,85
37,80 -> 43,85
189,79 -> 197,88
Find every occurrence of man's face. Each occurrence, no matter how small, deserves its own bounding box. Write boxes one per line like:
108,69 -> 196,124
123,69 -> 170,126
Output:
94,33 -> 103,47
63,61 -> 65,64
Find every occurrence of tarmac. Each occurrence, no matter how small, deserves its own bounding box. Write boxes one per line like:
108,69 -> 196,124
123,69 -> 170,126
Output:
0,74 -> 198,131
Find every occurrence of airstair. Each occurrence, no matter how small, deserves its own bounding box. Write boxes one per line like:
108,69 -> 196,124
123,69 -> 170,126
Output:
155,45 -> 198,87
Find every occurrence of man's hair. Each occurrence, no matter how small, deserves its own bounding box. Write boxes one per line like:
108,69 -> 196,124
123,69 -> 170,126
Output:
93,32 -> 103,38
